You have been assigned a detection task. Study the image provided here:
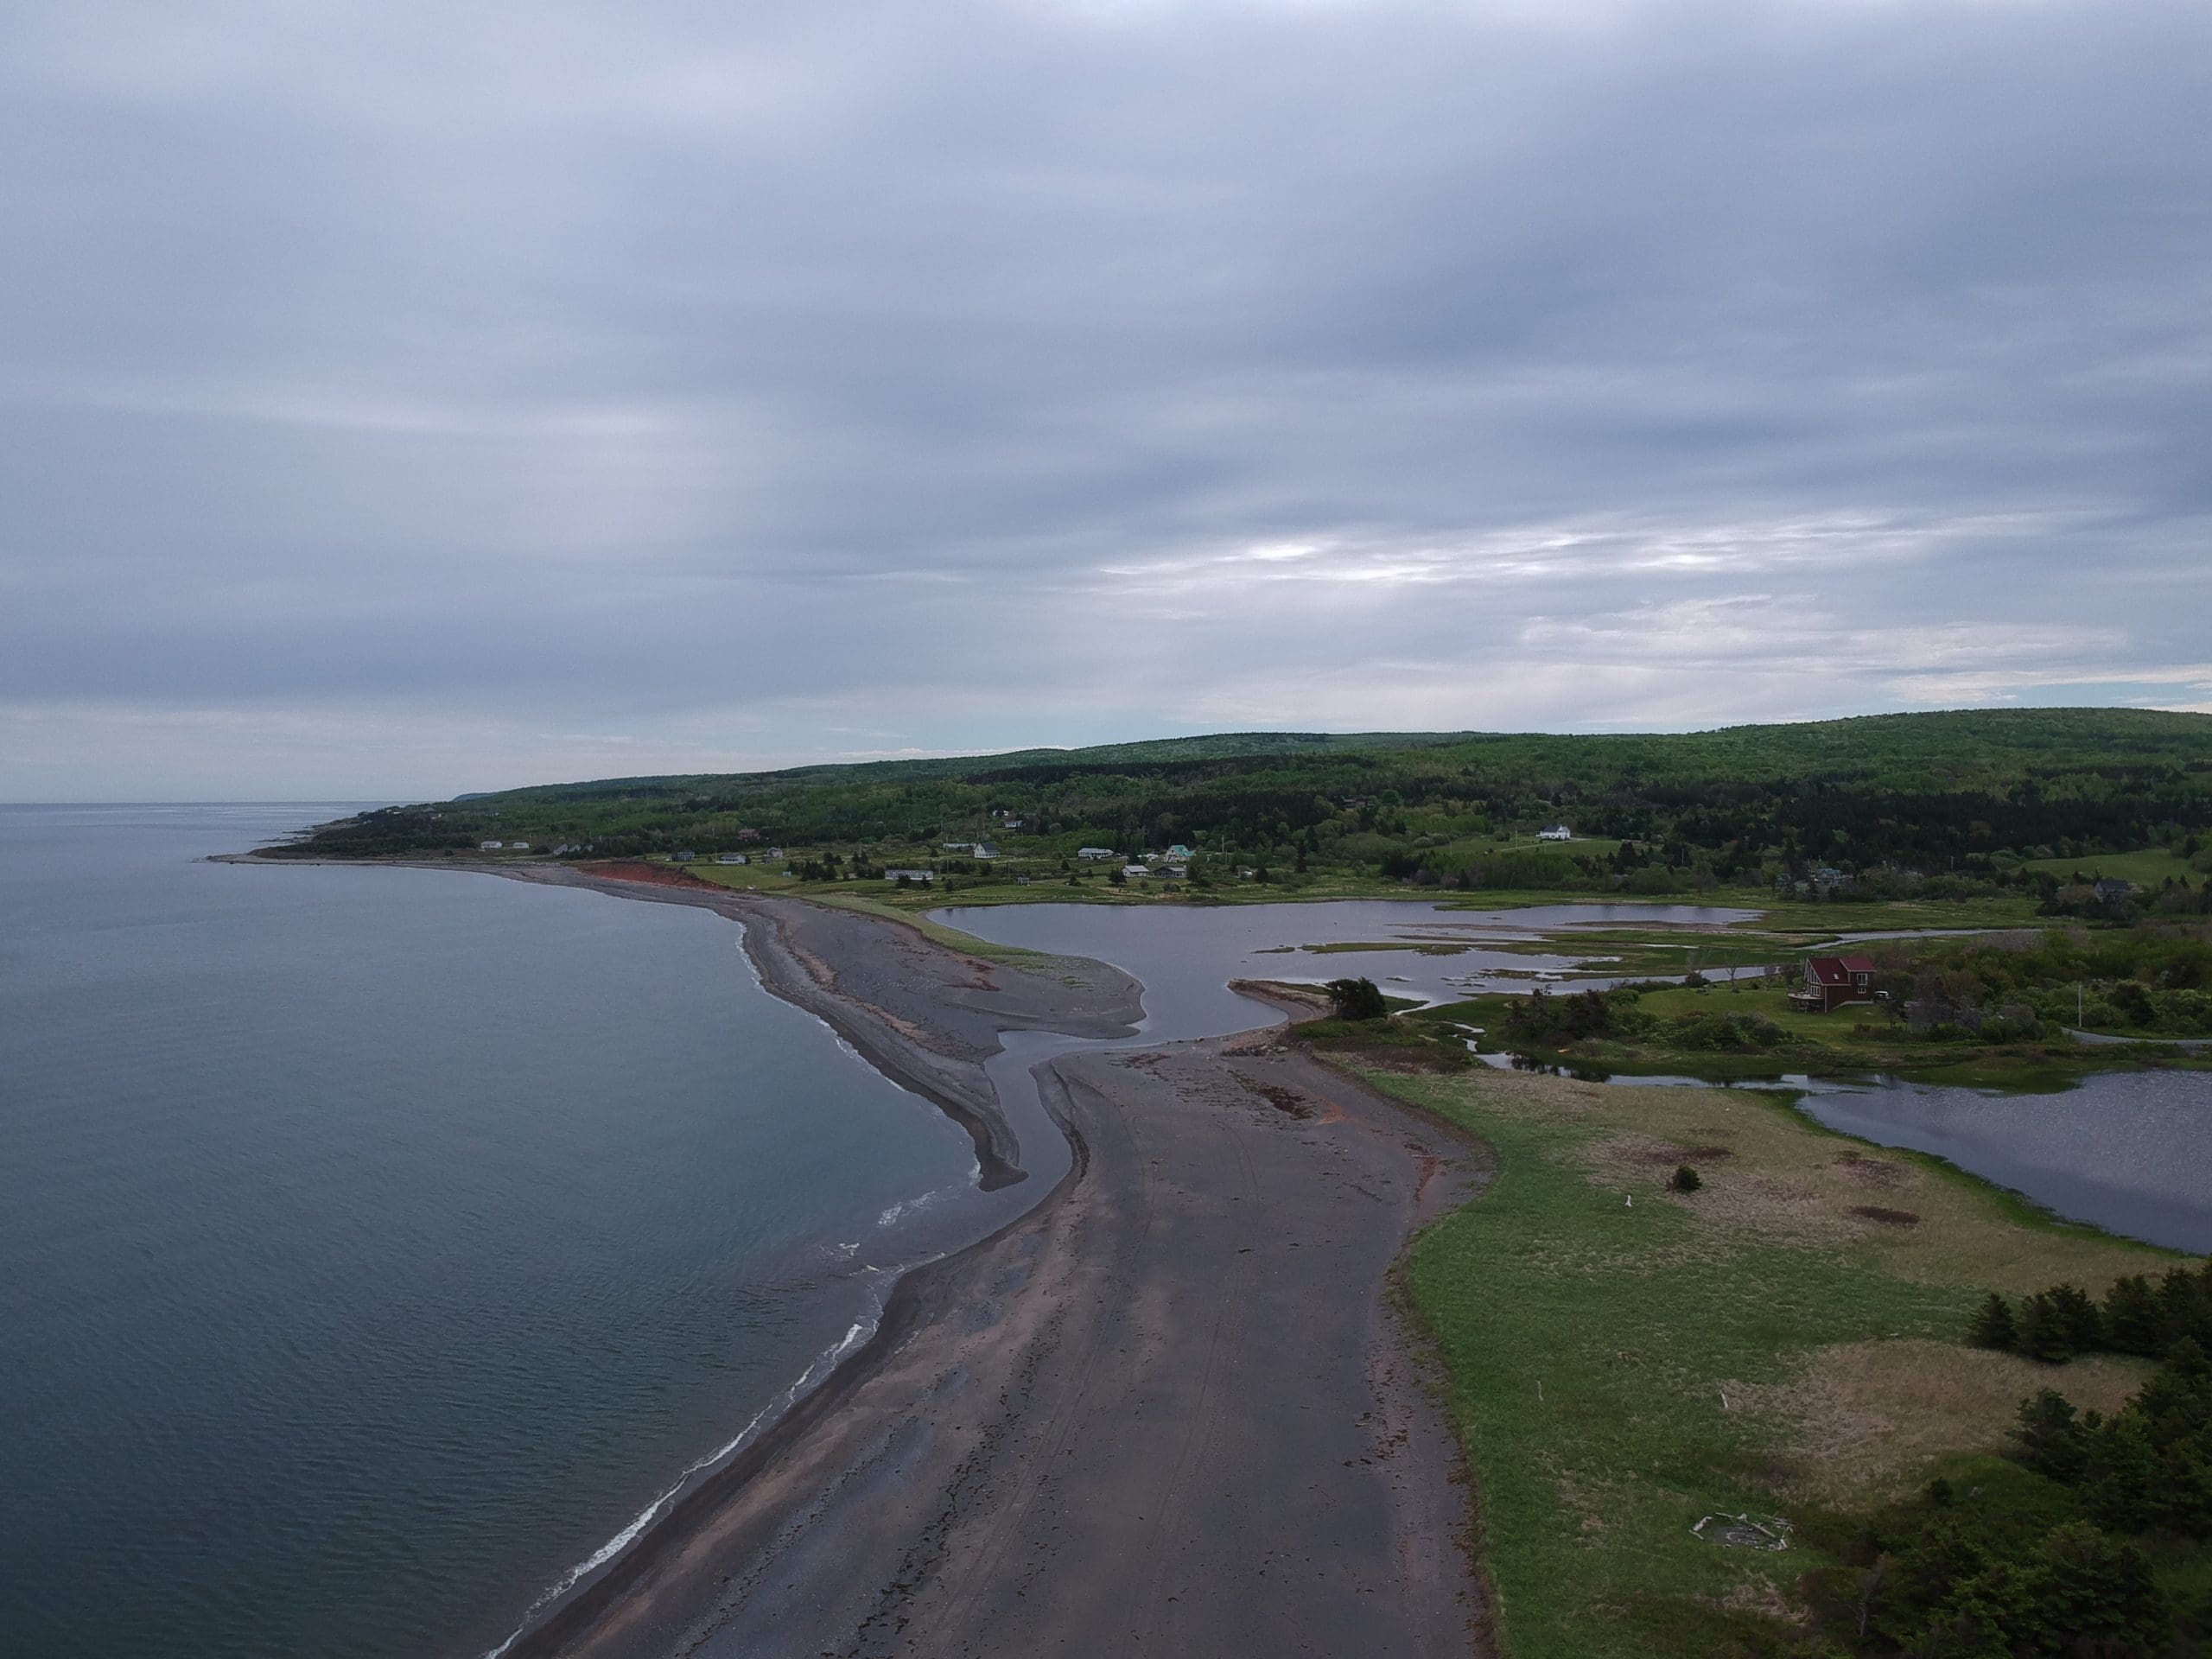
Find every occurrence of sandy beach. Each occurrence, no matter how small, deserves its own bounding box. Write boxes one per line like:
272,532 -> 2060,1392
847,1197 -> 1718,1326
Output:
343,861 -> 1492,1657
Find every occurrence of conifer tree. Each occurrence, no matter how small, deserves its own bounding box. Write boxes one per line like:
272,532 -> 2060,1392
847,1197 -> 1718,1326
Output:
2101,1274 -> 2164,1357
1968,1291 -> 2018,1352
2018,1293 -> 2076,1364
2011,1389 -> 2091,1483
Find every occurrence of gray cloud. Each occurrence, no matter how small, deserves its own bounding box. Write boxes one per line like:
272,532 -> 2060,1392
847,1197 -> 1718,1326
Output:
3,0 -> 2208,797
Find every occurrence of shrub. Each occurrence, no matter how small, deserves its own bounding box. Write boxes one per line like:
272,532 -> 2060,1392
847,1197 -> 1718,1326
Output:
1669,1164 -> 1701,1193
1324,976 -> 1388,1021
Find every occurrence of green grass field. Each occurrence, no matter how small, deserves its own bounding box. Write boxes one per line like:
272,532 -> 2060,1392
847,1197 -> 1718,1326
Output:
2024,847 -> 2206,888
1359,1063 -> 2181,1658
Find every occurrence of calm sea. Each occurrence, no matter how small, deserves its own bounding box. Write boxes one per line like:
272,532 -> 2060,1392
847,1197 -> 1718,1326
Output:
0,804 -> 977,1659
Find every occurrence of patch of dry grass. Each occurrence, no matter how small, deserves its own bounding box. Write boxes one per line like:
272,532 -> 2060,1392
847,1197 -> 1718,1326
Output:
1477,1071 -> 2171,1294
1728,1338 -> 2152,1507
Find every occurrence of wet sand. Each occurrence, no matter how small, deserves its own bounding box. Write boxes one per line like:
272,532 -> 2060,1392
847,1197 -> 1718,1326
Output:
242,858 -> 1491,1656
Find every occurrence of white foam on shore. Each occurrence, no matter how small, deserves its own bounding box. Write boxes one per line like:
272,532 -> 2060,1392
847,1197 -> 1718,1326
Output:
878,1185 -> 957,1228
481,1307 -> 882,1658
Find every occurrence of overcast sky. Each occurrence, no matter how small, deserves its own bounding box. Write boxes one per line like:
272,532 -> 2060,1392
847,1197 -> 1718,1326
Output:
3,0 -> 2208,799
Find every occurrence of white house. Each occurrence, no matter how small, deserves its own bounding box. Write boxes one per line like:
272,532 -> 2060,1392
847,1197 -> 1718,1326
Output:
972,842 -> 1000,860
884,868 -> 936,883
716,853 -> 748,865
479,839 -> 504,850
1077,847 -> 1116,861
1122,864 -> 1151,879
1538,823 -> 1573,842
510,842 -> 530,851
941,841 -> 975,853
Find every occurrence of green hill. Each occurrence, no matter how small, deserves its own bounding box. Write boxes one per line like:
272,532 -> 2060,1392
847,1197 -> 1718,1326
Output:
268,709 -> 2212,915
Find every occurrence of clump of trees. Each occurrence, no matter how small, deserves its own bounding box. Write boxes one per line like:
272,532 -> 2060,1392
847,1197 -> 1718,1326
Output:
1886,926 -> 2212,1038
1501,987 -> 1637,1046
1969,1262 -> 2212,1365
1821,1343 -> 2211,1651
2007,1342 -> 2212,1537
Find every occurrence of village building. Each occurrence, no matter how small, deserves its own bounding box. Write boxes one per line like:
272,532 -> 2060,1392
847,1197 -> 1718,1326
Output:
972,842 -> 1001,859
673,849 -> 696,862
1077,847 -> 1116,861
884,868 -> 936,883
479,840 -> 503,850
715,852 -> 748,865
1537,823 -> 1573,842
1122,864 -> 1151,879
1165,843 -> 1193,860
736,828 -> 761,841
1789,954 -> 1878,1014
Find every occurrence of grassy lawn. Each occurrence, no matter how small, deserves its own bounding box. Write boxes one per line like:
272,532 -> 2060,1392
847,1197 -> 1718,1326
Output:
2024,848 -> 2206,888
1629,982 -> 1883,1044
1357,1063 -> 2182,1658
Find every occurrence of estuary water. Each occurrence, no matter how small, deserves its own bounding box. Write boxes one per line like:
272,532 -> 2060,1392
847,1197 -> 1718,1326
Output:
944,899 -> 2212,1255
0,805 -> 978,1659
933,897 -> 1754,1034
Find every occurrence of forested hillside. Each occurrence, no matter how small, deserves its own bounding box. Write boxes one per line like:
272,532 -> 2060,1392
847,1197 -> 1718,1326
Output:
270,709 -> 2212,911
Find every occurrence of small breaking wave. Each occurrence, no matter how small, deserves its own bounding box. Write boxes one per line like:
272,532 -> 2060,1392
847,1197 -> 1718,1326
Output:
481,1308 -> 881,1658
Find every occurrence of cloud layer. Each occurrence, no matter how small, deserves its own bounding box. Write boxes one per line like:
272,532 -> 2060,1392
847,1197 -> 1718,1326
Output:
3,0 -> 2208,797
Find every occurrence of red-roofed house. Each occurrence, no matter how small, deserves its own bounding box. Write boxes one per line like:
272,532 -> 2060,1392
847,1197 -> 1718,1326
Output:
1789,954 -> 1878,1014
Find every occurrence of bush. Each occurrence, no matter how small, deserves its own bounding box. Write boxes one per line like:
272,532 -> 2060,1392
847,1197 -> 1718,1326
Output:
1665,1011 -> 1784,1052
1324,976 -> 1388,1020
1669,1164 -> 1701,1193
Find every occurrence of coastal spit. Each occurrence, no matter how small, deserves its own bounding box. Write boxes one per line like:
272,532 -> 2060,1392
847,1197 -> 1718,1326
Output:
482,863 -> 1491,1658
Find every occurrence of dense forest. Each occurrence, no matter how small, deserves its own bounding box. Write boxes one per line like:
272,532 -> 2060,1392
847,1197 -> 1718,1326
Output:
270,709 -> 2212,908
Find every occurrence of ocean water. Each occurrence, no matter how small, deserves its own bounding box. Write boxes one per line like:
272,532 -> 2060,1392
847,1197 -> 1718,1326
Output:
0,804 -> 978,1659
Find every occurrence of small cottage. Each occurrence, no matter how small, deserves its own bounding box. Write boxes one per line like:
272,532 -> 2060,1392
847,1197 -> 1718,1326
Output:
1537,823 -> 1573,842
